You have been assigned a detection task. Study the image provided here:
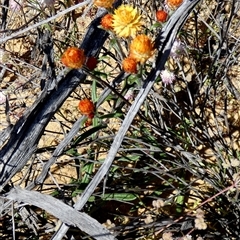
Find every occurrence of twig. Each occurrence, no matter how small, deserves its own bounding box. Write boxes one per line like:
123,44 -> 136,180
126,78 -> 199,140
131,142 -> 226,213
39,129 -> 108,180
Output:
0,0 -> 92,44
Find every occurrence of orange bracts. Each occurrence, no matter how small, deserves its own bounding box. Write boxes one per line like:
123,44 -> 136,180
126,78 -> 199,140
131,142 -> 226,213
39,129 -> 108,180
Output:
129,35 -> 154,64
156,10 -> 168,22
101,14 -> 113,30
166,0 -> 183,9
122,57 -> 138,74
78,99 -> 95,127
61,47 -> 86,69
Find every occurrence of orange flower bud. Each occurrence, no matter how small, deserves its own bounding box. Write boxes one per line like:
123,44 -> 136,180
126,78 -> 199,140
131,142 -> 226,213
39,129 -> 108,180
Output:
78,99 -> 95,116
101,14 -> 113,30
85,56 -> 98,70
87,112 -> 94,119
122,57 -> 137,74
85,118 -> 93,127
156,10 -> 168,22
61,47 -> 86,69
94,0 -> 114,8
166,0 -> 183,9
129,35 -> 154,64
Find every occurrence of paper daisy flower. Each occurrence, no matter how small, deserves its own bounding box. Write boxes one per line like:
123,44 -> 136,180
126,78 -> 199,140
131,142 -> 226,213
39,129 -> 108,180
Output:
112,5 -> 142,38
170,39 -> 185,59
94,0 -> 114,8
78,99 -> 95,118
78,98 -> 95,127
124,88 -> 134,101
9,0 -> 23,11
61,47 -> 86,69
166,0 -> 183,9
156,10 -> 168,22
129,34 -> 154,64
101,14 -> 113,30
122,57 -> 138,73
195,218 -> 207,230
160,69 -> 175,85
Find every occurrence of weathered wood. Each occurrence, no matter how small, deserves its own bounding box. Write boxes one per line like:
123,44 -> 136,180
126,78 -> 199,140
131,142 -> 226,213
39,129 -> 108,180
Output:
0,13 -> 108,191
7,187 -> 116,240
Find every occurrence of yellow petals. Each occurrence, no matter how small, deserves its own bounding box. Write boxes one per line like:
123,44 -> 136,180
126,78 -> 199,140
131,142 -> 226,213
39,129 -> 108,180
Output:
112,5 -> 142,38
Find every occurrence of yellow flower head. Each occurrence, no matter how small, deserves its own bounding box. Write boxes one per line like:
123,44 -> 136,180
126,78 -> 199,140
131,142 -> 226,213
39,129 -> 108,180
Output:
94,0 -> 114,8
112,5 -> 142,38
129,35 -> 154,64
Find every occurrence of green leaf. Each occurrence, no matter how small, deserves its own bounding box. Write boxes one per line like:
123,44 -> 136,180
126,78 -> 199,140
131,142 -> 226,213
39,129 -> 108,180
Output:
118,155 -> 140,162
72,190 -> 95,202
175,194 -> 185,213
93,71 -> 108,79
127,74 -> 141,85
153,190 -> 163,196
50,190 -> 60,197
73,125 -> 106,145
91,79 -> 98,102
99,111 -> 123,119
81,163 -> 94,184
150,22 -> 161,31
102,192 -> 137,202
66,148 -> 79,156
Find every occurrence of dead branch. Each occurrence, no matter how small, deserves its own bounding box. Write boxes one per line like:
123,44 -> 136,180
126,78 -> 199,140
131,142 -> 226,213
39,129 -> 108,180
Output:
6,187 -> 116,240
